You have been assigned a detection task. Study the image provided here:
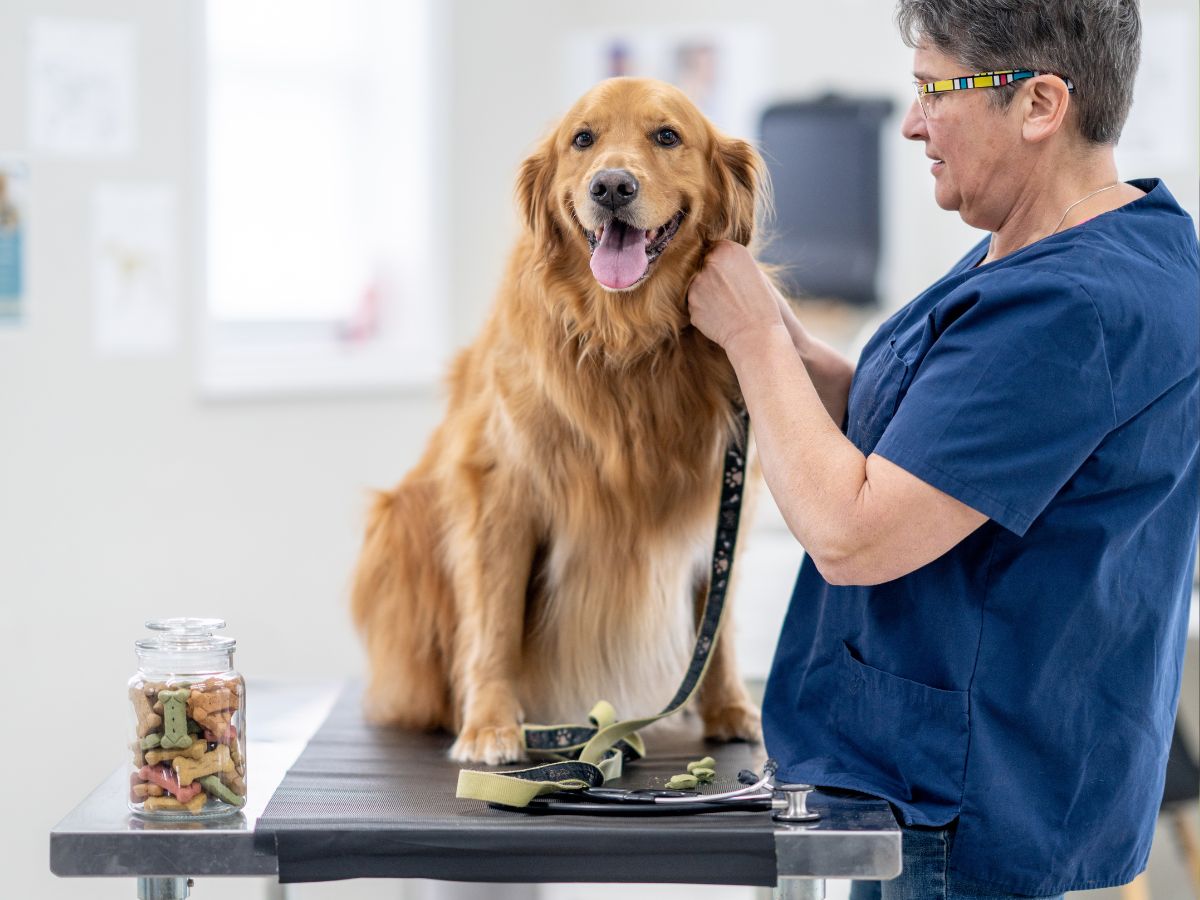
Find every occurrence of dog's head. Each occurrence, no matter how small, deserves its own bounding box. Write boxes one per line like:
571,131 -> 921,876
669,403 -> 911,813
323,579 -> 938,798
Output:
517,78 -> 766,300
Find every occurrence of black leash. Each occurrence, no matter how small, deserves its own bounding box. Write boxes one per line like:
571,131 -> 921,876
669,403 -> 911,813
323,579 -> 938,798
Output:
456,406 -> 752,809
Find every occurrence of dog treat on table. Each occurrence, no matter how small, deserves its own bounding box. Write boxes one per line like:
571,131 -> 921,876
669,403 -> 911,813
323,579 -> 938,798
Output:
684,757 -> 717,783
686,756 -> 716,774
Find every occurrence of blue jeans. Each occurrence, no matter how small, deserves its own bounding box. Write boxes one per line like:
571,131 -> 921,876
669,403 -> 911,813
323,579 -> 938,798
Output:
848,821 -> 1065,900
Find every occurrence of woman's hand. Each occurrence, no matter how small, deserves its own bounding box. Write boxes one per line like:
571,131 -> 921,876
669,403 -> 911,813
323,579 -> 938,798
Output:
687,240 -> 786,356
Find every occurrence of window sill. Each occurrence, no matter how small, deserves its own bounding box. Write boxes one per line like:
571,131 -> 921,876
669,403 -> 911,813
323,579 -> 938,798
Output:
198,338 -> 443,401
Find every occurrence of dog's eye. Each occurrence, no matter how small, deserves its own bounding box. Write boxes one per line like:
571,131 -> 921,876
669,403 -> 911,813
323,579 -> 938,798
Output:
573,131 -> 594,150
655,128 -> 680,147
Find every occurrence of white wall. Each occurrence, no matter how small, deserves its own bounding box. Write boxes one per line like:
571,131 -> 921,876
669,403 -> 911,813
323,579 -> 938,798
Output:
1,2 -> 1196,900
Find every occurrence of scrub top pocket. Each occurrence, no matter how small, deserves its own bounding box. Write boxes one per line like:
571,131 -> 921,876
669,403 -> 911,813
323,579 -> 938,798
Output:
834,641 -> 969,825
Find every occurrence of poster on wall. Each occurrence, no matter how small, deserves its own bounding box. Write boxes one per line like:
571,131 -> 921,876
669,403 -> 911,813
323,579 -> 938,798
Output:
29,17 -> 137,157
0,158 -> 28,325
563,25 -> 769,147
92,183 -> 178,355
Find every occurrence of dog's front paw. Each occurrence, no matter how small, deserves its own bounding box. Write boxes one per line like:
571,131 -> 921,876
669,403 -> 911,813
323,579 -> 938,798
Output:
702,701 -> 763,743
450,722 -> 525,766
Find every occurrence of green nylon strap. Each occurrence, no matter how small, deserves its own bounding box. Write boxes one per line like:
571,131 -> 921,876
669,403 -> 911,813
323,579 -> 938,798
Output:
456,771 -> 597,807
520,700 -> 647,761
454,752 -> 624,805
455,406 -> 750,808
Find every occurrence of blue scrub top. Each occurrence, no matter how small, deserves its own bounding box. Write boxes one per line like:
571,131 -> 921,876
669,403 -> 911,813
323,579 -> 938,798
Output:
762,179 -> 1200,896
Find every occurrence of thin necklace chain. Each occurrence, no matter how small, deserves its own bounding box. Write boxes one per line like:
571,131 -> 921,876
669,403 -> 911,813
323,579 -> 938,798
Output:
1052,182 -> 1122,234
987,181 -> 1122,263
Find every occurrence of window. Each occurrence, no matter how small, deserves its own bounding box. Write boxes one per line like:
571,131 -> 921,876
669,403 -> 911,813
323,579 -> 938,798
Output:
199,0 -> 447,396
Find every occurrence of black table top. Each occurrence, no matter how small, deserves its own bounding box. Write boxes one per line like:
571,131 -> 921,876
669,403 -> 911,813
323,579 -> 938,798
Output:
256,684 -> 897,886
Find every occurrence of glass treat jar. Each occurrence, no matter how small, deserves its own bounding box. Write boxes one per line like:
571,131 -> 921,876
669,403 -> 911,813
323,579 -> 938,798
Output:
128,618 -> 247,820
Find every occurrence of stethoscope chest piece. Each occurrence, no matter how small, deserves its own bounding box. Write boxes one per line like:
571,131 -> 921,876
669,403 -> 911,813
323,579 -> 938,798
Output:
773,782 -> 820,823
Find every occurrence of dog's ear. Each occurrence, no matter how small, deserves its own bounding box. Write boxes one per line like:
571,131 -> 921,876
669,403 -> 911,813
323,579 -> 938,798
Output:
704,136 -> 768,246
515,134 -> 564,251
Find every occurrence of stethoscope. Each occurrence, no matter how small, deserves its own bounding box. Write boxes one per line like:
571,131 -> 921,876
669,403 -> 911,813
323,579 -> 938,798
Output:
506,758 -> 822,821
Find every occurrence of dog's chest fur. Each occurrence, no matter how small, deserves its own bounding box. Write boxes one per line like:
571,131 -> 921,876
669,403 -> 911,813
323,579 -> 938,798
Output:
501,357 -> 734,725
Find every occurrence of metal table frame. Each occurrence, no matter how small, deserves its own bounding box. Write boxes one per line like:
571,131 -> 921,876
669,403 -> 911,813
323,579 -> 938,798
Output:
50,681 -> 900,899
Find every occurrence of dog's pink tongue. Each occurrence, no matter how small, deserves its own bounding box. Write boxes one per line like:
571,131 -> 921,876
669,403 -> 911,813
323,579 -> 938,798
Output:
590,221 -> 648,290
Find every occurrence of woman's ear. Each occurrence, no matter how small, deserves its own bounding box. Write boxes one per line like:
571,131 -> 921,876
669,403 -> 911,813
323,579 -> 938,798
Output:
515,134 -> 564,250
704,136 -> 768,246
1021,75 -> 1071,144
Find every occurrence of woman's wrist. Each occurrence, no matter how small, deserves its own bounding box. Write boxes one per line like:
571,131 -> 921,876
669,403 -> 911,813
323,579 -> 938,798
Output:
724,322 -> 794,371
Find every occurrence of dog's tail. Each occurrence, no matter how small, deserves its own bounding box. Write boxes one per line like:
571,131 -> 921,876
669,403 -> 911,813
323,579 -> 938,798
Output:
350,480 -> 455,731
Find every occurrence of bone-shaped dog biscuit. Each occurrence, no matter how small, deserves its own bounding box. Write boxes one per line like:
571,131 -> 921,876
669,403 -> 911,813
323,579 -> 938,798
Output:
220,770 -> 247,796
190,687 -> 235,713
145,740 -> 206,767
199,775 -> 245,807
173,745 -> 233,786
188,688 -> 237,740
158,689 -> 193,749
143,793 -> 207,814
129,687 -> 163,739
130,782 -> 166,801
198,710 -> 233,740
138,764 -> 203,802
129,771 -> 166,801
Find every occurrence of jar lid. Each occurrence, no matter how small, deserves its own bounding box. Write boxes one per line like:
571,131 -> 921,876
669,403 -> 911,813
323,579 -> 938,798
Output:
136,617 -> 236,653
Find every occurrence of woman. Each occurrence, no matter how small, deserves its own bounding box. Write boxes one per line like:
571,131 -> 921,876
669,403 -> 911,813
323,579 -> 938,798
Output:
687,2 -> 1199,898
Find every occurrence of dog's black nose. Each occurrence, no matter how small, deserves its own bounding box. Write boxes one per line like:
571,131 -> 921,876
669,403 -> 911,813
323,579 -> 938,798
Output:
589,169 -> 639,210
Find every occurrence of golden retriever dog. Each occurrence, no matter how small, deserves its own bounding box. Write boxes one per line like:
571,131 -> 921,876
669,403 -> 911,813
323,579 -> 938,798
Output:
351,77 -> 766,765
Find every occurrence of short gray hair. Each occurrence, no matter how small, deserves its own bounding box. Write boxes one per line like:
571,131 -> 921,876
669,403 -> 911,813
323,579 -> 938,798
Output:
895,0 -> 1141,144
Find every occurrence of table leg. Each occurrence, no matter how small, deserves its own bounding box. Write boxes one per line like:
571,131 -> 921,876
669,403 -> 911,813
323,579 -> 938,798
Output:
137,877 -> 193,899
775,877 -> 826,900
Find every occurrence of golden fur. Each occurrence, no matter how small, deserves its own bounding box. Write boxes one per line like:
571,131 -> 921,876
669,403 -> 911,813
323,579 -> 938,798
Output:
351,77 -> 766,764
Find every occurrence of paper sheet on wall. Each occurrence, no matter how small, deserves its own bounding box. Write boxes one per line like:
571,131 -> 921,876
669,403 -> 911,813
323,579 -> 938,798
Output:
92,184 -> 178,355
0,159 -> 28,325
29,18 -> 137,156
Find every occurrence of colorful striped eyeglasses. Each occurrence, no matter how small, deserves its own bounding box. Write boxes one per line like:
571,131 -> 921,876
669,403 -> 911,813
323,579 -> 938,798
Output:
914,70 -> 1076,118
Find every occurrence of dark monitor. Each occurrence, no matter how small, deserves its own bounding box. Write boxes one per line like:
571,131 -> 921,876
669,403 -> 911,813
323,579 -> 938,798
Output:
758,96 -> 893,306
